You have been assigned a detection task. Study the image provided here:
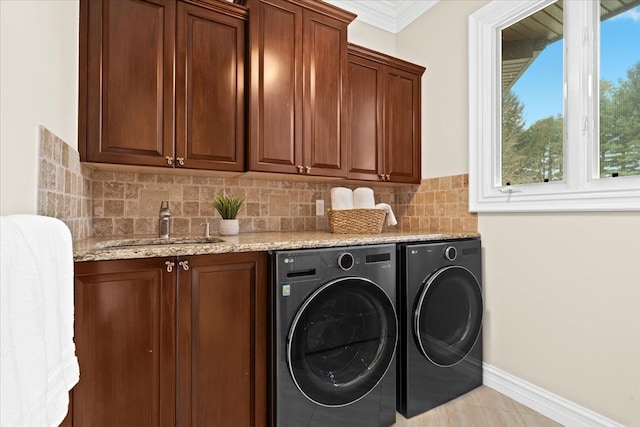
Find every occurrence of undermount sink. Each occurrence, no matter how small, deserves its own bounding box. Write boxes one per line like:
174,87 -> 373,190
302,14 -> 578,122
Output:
96,236 -> 225,249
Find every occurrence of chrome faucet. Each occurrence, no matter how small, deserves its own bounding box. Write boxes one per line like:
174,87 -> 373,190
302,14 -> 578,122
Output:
158,201 -> 172,238
200,222 -> 210,237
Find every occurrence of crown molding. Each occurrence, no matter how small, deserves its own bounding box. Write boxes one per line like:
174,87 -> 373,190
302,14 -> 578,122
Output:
324,0 -> 438,33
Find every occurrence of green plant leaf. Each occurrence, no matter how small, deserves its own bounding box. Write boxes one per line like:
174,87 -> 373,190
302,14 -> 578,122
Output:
213,192 -> 244,219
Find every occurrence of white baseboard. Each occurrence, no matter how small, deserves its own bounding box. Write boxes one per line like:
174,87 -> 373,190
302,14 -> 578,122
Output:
483,363 -> 623,427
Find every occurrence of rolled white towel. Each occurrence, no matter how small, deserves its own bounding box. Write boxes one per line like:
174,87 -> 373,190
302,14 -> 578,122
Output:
375,203 -> 398,226
330,187 -> 354,210
353,187 -> 375,209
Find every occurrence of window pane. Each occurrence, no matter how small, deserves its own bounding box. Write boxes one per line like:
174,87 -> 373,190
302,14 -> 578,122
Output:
599,1 -> 640,178
501,0 -> 564,186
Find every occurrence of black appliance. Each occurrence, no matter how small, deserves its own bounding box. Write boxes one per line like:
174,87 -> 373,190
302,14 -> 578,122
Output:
397,239 -> 483,418
272,244 -> 397,427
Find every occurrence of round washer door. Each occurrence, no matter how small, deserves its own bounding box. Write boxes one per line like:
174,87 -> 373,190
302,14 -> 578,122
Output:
414,265 -> 482,367
287,277 -> 397,407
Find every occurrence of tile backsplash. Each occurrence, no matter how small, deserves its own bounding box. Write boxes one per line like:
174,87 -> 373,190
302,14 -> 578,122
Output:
90,171 -> 477,237
36,127 -> 477,239
37,126 -> 92,240
90,172 -> 396,236
396,175 -> 477,233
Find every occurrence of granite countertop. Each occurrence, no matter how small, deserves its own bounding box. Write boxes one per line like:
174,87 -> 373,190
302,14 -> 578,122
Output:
73,230 -> 481,262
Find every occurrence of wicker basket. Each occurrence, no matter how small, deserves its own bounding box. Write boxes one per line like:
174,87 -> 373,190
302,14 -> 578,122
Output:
327,209 -> 386,234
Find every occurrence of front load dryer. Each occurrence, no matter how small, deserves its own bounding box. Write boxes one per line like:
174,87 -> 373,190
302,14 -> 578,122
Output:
272,244 -> 397,427
397,239 -> 483,418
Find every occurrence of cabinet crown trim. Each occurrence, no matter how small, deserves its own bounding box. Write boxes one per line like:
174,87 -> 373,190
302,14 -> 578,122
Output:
291,0 -> 356,23
348,43 -> 426,76
182,0 -> 249,20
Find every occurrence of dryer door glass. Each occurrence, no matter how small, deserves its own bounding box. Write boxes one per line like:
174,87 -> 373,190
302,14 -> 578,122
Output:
414,266 -> 482,367
287,277 -> 397,407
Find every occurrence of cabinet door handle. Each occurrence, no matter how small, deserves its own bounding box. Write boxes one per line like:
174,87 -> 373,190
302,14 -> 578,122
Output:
166,156 -> 173,165
178,260 -> 189,271
176,157 -> 185,166
305,166 -> 311,174
165,260 -> 175,272
297,165 -> 304,173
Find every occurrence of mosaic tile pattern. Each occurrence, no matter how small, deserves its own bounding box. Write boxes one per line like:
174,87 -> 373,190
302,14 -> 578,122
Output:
36,124 -> 477,240
88,171 -> 477,237
395,175 -> 478,233
89,172 -> 396,236
37,126 -> 92,240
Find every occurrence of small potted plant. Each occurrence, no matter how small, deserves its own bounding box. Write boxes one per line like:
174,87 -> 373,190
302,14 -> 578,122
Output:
213,192 -> 244,236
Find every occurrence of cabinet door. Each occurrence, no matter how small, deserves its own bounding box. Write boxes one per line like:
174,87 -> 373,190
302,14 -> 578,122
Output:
302,9 -> 348,177
177,253 -> 267,427
248,0 -> 303,174
82,0 -> 175,167
346,54 -> 384,181
73,258 -> 176,427
384,66 -> 422,184
176,2 -> 245,171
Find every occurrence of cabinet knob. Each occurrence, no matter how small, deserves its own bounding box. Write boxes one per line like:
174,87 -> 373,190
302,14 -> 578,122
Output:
379,174 -> 385,181
165,260 -> 175,272
305,166 -> 311,174
176,157 -> 185,166
297,165 -> 304,174
166,156 -> 173,165
385,174 -> 390,181
178,260 -> 189,271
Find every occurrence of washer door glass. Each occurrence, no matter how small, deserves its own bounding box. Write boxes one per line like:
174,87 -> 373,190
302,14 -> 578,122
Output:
287,277 -> 397,407
414,266 -> 482,367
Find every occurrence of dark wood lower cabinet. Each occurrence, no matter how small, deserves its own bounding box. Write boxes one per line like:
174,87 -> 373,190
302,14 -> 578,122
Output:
71,252 -> 267,427
73,258 -> 176,427
176,253 -> 267,427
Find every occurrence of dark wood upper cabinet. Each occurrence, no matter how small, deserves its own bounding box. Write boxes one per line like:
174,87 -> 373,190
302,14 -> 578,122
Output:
82,0 -> 175,167
72,252 -> 267,427
176,1 -> 245,171
346,44 -> 425,184
80,0 -> 246,171
346,54 -> 384,181
247,0 -> 303,173
247,0 -> 355,177
302,9 -> 348,177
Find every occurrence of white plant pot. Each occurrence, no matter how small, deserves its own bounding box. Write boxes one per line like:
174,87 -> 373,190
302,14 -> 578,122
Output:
219,219 -> 239,236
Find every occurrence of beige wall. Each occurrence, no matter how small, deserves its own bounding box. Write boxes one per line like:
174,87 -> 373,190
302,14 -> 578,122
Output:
347,20 -> 396,56
481,213 -> 640,425
397,1 -> 640,425
396,0 -> 489,179
0,0 -> 79,215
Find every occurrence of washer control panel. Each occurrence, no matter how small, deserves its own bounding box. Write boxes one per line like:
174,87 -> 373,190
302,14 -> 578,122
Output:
337,252 -> 355,270
444,246 -> 458,261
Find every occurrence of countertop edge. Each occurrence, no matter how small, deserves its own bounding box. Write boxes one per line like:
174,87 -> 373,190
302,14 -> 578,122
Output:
73,231 -> 481,262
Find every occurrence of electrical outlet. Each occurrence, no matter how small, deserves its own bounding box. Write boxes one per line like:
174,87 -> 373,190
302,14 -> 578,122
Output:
315,199 -> 325,216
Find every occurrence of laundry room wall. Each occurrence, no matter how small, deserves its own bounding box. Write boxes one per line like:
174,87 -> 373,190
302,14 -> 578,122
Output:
347,20 -> 397,57
396,1 -> 640,426
0,0 -> 79,215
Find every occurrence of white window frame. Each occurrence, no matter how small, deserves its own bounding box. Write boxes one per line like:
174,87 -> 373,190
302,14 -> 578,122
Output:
469,0 -> 640,212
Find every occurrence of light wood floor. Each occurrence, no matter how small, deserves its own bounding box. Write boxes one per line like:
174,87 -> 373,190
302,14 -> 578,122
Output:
392,386 -> 563,427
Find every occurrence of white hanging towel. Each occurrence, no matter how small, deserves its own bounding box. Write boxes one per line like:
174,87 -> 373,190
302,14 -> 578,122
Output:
330,187 -> 354,210
375,203 -> 398,226
353,187 -> 376,209
1,215 -> 80,427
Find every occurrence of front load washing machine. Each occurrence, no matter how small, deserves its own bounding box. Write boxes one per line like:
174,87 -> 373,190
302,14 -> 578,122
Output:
271,244 -> 397,427
397,239 -> 483,418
